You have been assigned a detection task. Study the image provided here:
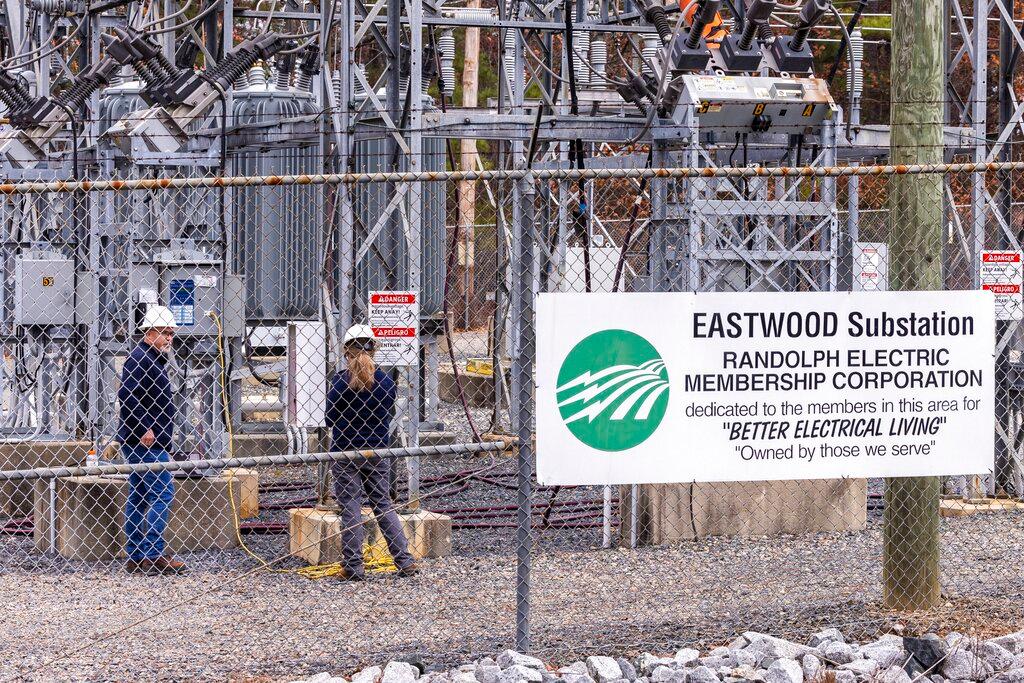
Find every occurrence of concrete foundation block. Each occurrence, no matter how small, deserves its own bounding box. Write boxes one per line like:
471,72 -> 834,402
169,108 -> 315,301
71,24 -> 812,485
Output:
288,506 -> 452,566
396,508 -> 452,559
231,433 -> 320,459
620,479 -> 867,545
223,468 -> 260,519
33,474 -> 242,561
1,441 -> 91,518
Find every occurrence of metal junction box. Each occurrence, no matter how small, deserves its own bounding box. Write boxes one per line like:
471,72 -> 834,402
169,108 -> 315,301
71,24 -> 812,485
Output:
14,253 -> 76,325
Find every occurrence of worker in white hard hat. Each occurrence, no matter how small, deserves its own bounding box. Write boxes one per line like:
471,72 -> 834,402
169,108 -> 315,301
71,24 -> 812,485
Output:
117,304 -> 186,575
325,324 -> 418,581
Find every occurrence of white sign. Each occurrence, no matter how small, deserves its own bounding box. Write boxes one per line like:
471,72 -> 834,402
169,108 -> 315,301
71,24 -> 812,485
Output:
369,291 -> 419,366
981,251 -> 1023,321
853,242 -> 888,291
536,291 -> 995,485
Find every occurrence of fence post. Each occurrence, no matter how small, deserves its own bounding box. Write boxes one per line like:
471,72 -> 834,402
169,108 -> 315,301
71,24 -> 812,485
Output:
882,0 -> 943,610
514,172 -> 536,651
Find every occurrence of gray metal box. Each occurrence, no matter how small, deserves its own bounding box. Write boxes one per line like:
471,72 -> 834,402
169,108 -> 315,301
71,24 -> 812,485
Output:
159,265 -> 222,336
14,255 -> 75,325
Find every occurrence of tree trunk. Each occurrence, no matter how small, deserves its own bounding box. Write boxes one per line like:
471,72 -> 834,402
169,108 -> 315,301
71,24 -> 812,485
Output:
456,2 -> 480,330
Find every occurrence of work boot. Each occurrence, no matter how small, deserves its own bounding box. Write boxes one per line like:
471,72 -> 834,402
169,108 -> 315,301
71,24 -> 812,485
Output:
396,563 -> 420,578
125,559 -> 146,574
139,556 -> 186,575
337,567 -> 364,582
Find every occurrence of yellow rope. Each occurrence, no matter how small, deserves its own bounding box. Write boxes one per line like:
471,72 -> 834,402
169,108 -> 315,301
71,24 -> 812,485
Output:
208,311 -> 397,579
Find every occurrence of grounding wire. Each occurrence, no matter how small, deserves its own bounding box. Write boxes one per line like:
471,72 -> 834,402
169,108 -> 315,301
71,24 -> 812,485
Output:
2,17 -> 84,68
828,2 -> 857,142
139,0 -> 193,30
622,8 -> 686,146
138,0 -> 224,36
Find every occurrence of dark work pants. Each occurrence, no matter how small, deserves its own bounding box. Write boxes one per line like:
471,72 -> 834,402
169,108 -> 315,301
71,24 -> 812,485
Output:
331,456 -> 414,577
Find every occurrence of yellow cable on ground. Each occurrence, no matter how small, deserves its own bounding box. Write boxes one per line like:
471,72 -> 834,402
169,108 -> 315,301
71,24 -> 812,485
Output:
209,311 -> 396,579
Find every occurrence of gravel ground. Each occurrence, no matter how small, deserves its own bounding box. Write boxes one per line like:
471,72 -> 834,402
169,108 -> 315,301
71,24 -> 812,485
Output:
3,510 -> 1024,682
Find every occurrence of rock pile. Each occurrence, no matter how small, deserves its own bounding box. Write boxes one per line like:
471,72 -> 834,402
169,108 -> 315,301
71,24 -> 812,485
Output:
286,629 -> 1024,683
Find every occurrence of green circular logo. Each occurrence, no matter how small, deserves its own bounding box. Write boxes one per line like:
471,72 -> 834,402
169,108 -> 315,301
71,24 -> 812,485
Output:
556,329 -> 670,452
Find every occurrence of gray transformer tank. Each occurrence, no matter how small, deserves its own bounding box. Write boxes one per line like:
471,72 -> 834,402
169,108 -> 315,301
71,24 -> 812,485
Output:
230,85 -> 322,322
350,94 -> 446,320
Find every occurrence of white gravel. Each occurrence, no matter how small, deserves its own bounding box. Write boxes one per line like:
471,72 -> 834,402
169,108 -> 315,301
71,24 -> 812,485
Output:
3,510 -> 1024,682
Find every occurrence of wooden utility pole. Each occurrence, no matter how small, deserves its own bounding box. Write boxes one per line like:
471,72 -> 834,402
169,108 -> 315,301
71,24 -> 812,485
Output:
457,0 -> 481,329
882,0 -> 943,610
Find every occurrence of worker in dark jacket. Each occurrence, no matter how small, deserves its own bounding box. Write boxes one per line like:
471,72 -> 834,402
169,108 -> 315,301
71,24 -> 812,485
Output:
118,305 -> 185,575
325,324 -> 417,581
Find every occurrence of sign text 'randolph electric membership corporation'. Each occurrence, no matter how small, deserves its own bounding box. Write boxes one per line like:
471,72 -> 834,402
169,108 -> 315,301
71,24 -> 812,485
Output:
535,291 -> 995,486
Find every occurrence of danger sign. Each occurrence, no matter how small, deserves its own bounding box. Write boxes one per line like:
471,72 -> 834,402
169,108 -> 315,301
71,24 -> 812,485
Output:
369,290 -> 419,366
981,251 -> 1023,321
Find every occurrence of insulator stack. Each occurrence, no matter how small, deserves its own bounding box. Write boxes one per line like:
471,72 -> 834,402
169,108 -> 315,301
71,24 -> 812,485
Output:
572,30 -> 590,87
247,64 -> 268,89
848,28 -> 864,101
502,28 -> 519,88
641,38 -> 660,77
438,29 -> 456,98
590,37 -> 608,89
233,72 -> 250,90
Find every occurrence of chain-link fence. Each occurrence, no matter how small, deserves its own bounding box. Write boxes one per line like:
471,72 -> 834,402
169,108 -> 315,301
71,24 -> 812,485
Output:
1,161 -> 1022,681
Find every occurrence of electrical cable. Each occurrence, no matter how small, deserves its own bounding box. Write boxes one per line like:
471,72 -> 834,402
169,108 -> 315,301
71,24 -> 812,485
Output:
139,0 -> 223,35
622,11 -> 685,147
828,3 -> 857,142
139,0 -> 193,30
2,17 -> 84,68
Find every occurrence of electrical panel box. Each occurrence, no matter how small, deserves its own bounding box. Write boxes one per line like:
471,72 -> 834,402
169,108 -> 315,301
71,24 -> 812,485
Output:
671,75 -> 837,133
14,254 -> 75,325
286,321 -> 326,428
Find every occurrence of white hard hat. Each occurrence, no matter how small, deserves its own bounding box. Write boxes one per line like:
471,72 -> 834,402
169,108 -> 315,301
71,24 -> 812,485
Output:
343,324 -> 376,345
140,305 -> 178,330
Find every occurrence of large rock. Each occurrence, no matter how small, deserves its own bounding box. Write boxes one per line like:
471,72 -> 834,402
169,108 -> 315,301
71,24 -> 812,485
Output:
802,654 -> 821,682
650,668 -> 684,683
688,666 -> 721,683
878,667 -> 912,683
823,642 -> 857,665
675,650 -> 701,667
586,657 -> 623,683
700,656 -> 736,670
451,672 -> 478,683
987,669 -> 1024,683
860,645 -> 905,669
383,663 -> 420,683
616,659 -> 637,682
744,633 -> 813,662
808,629 -> 846,648
353,666 -> 383,683
498,652 -> 545,671
725,665 -> 764,683
765,659 -> 803,683
991,635 -> 1024,656
839,659 -> 880,678
734,650 -> 758,668
637,655 -> 673,676
979,643 -> 1017,674
500,667 -> 543,683
905,636 -> 950,671
944,651 -> 993,681
477,666 -> 502,683
834,671 -> 856,683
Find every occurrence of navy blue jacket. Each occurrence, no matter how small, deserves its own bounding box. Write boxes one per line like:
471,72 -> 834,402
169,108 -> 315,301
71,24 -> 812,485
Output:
117,342 -> 176,450
325,368 -> 396,451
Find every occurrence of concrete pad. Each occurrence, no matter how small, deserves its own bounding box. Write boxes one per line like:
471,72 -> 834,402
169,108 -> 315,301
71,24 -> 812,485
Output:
288,506 -> 452,565
231,433 -> 320,459
619,479 -> 867,545
395,508 -> 452,559
1,440 -> 90,518
223,468 -> 260,519
33,474 -> 242,561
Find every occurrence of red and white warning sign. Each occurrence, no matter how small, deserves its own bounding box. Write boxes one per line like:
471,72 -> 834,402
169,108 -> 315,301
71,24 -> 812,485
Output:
981,251 -> 1023,321
369,291 -> 419,366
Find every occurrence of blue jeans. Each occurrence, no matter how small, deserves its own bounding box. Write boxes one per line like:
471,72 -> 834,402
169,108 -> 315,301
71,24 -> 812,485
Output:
122,446 -> 175,561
